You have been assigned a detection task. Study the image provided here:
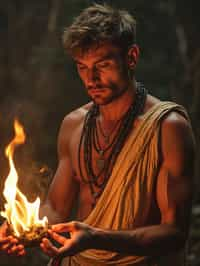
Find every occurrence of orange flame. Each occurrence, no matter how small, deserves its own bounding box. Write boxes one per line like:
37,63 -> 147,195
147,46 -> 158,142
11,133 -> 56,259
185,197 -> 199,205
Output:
1,120 -> 48,237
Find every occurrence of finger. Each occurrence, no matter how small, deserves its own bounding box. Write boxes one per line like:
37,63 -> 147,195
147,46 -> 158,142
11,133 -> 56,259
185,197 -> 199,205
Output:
0,222 -> 8,233
0,236 -> 13,244
1,240 -> 16,251
17,249 -> 26,257
52,222 -> 76,233
58,239 -> 77,257
1,243 -> 11,251
40,242 -> 59,258
7,244 -> 24,255
40,242 -> 54,257
49,232 -> 67,245
41,238 -> 59,257
10,238 -> 19,244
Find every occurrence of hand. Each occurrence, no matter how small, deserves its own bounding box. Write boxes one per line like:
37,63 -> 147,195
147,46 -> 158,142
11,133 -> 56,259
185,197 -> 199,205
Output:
40,221 -> 94,258
0,222 -> 25,256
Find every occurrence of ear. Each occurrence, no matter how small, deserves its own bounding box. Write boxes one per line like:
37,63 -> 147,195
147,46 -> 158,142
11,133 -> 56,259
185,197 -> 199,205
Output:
127,44 -> 140,69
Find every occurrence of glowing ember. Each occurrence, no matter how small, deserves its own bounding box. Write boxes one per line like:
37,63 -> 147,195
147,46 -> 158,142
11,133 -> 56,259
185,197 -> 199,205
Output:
1,120 -> 48,244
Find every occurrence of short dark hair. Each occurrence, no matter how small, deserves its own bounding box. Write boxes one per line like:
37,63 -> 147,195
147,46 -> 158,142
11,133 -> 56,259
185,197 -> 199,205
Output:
63,3 -> 136,56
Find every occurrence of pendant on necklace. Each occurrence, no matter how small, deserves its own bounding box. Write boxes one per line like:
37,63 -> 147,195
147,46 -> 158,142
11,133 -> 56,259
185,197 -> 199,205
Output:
104,136 -> 110,144
96,150 -> 105,171
93,191 -> 99,199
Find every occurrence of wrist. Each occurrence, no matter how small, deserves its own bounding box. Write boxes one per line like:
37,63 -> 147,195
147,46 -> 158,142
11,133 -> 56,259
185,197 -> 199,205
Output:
88,226 -> 106,250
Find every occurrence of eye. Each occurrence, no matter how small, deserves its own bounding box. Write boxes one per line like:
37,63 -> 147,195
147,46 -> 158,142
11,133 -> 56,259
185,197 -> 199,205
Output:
77,64 -> 86,71
97,61 -> 111,69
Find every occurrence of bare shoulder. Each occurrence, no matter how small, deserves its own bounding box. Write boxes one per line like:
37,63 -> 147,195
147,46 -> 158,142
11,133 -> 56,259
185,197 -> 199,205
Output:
145,93 -> 193,134
61,102 -> 93,130
160,107 -> 195,176
145,93 -> 195,171
161,108 -> 193,141
57,102 -> 93,155
143,94 -> 161,114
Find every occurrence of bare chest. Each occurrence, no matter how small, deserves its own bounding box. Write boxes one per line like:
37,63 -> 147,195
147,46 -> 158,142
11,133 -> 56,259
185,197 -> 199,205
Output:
68,98 -> 161,220
68,117 -> 143,220
70,123 -> 120,196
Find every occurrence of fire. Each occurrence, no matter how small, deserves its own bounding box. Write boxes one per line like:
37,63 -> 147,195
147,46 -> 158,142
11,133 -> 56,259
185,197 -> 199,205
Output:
1,119 -> 48,238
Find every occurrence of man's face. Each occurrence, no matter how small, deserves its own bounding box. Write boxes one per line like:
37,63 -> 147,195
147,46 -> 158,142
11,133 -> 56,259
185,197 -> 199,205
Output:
74,43 -> 130,105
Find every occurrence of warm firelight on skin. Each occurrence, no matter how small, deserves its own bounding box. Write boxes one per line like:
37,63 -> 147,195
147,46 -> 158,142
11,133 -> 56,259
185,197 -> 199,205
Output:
1,119 -> 48,238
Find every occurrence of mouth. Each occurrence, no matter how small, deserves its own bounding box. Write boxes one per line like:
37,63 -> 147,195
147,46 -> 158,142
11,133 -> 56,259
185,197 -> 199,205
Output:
90,88 -> 104,92
88,85 -> 108,93
89,89 -> 108,98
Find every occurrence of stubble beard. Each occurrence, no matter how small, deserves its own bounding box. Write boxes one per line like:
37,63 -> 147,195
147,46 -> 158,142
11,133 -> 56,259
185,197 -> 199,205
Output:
89,82 -> 128,106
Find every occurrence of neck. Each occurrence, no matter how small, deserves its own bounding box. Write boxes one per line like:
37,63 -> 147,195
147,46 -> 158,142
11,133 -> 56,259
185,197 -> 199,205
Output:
99,79 -> 137,122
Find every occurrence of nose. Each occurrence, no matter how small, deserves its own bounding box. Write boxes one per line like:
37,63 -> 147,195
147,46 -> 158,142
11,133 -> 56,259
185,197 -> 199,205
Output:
86,67 -> 99,86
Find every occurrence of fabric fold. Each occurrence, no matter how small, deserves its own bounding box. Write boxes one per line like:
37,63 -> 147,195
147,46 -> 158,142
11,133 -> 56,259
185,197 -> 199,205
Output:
58,101 -> 189,266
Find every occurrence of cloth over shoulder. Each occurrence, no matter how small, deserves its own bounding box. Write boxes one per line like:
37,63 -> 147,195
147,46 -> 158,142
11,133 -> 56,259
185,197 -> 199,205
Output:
52,101 -> 190,266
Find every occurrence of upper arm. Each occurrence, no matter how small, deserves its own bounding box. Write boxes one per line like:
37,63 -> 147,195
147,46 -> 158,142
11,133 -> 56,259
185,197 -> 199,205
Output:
157,112 -> 195,236
46,115 -> 79,222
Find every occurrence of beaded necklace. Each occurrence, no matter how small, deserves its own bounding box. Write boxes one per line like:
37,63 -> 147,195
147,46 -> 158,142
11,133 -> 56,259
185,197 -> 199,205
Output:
96,116 -> 121,144
93,116 -> 123,172
78,83 -> 147,207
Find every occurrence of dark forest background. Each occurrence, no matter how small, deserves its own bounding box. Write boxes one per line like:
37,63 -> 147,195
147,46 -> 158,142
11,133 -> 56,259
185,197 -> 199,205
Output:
0,0 -> 199,265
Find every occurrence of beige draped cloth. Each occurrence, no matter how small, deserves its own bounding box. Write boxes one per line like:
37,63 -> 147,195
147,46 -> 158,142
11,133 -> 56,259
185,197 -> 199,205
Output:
53,101 -> 189,266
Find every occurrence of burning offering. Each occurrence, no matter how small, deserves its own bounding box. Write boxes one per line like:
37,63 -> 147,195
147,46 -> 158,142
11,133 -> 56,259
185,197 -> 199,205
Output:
1,120 -> 49,245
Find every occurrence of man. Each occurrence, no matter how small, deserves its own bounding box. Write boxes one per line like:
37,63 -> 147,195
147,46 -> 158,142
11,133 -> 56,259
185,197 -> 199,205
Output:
0,3 -> 195,266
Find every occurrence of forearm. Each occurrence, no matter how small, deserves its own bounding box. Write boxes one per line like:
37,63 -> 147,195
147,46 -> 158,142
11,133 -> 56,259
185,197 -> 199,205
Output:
92,224 -> 186,256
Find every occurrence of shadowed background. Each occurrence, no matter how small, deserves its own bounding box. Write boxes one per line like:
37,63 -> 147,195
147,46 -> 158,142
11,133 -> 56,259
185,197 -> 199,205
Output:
0,0 -> 199,265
